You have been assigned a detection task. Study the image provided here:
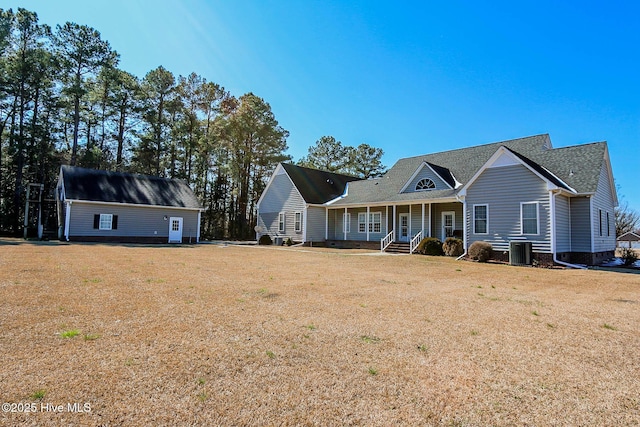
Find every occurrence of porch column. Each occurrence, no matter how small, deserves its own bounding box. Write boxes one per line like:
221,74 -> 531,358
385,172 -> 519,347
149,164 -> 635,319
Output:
386,206 -> 389,235
393,205 -> 396,241
428,203 -> 432,237
366,206 -> 370,241
421,203 -> 425,236
325,208 -> 328,240
409,204 -> 412,238
344,208 -> 347,240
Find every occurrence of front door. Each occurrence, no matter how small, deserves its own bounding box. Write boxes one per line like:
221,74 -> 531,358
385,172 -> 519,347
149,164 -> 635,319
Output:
399,213 -> 409,242
442,211 -> 454,241
168,217 -> 183,243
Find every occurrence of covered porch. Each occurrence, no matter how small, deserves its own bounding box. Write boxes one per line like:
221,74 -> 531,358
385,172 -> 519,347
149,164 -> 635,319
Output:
326,201 -> 463,252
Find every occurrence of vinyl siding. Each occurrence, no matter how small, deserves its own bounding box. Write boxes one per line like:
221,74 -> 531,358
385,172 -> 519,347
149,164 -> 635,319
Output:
409,204 -> 425,237
555,194 -> 571,252
257,172 -> 306,238
306,206 -> 326,242
329,207 -> 387,241
465,164 -> 551,252
432,203 -> 463,241
591,163 -> 616,252
570,197 -> 591,251
403,164 -> 450,193
68,202 -> 200,240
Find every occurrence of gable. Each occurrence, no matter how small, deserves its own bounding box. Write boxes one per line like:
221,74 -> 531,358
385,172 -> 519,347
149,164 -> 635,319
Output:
460,146 -> 574,196
257,169 -> 305,213
400,162 -> 452,193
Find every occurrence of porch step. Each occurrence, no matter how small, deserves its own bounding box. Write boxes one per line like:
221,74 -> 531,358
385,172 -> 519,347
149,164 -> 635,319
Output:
384,242 -> 410,254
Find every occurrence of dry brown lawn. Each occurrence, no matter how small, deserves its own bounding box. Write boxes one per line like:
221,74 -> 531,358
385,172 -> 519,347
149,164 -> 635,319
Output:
1,239 -> 639,426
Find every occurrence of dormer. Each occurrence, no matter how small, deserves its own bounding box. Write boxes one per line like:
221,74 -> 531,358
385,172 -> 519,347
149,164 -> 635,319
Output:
400,161 -> 457,193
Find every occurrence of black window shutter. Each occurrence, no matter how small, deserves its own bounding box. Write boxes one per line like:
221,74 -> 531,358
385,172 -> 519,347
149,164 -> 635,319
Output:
112,215 -> 118,230
93,214 -> 99,229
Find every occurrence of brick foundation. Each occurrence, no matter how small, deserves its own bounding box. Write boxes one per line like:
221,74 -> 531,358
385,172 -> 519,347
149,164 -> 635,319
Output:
492,250 -> 615,267
325,240 -> 380,250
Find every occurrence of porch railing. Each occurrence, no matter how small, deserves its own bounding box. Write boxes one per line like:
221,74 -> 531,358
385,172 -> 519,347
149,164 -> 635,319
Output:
410,230 -> 423,254
381,230 -> 394,252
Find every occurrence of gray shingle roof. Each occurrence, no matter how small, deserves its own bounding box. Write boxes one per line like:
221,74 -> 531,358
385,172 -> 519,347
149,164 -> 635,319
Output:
331,134 -> 608,206
61,165 -> 202,209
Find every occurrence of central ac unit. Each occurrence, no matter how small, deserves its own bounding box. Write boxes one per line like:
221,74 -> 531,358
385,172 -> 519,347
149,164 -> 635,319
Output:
509,241 -> 532,266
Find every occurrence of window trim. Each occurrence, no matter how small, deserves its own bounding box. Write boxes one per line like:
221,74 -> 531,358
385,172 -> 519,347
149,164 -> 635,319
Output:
415,178 -> 436,191
357,211 -> 382,233
369,212 -> 382,233
99,213 -> 113,230
294,211 -> 302,232
520,202 -> 539,235
358,212 -> 366,233
473,204 -> 488,235
278,212 -> 285,233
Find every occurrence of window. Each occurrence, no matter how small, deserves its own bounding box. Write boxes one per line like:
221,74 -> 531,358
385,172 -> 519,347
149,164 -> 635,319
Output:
278,212 -> 285,232
606,212 -> 610,236
343,212 -> 351,233
521,202 -> 539,235
357,212 -> 381,233
358,213 -> 366,233
473,205 -> 488,234
415,178 -> 435,191
294,212 -> 302,232
369,212 -> 382,233
93,214 -> 117,230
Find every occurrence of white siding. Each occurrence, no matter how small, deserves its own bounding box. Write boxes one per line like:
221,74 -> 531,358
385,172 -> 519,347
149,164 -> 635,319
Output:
465,164 -> 551,252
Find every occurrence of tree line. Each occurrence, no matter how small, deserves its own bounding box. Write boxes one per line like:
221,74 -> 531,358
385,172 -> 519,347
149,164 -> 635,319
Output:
0,8 -> 386,239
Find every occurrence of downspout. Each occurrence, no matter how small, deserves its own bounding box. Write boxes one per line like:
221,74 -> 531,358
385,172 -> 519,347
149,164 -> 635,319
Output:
196,211 -> 201,243
455,194 -> 467,260
64,201 -> 72,241
551,191 -> 586,269
303,205 -> 308,244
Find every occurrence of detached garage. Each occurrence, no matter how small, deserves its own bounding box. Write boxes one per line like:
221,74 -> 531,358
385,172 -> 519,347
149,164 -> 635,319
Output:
56,165 -> 203,243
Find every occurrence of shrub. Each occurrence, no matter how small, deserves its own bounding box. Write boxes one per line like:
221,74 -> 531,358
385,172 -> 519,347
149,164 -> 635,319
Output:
443,237 -> 464,257
468,241 -> 493,262
285,237 -> 293,246
620,247 -> 638,266
416,237 -> 444,256
258,234 -> 272,245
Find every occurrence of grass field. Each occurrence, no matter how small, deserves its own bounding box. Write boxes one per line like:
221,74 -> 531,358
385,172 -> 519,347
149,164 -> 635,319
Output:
1,240 -> 639,426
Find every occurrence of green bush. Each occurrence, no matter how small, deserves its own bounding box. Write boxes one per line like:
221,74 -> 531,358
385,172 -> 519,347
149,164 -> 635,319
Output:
285,237 -> 293,246
443,237 -> 464,257
468,241 -> 492,262
258,234 -> 272,245
416,237 -> 444,256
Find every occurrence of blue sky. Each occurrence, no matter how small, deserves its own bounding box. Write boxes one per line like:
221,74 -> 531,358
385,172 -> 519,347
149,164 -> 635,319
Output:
21,0 -> 640,210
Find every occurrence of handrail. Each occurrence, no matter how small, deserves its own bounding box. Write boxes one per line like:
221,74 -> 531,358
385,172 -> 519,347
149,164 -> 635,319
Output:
381,230 -> 394,252
410,230 -> 423,254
